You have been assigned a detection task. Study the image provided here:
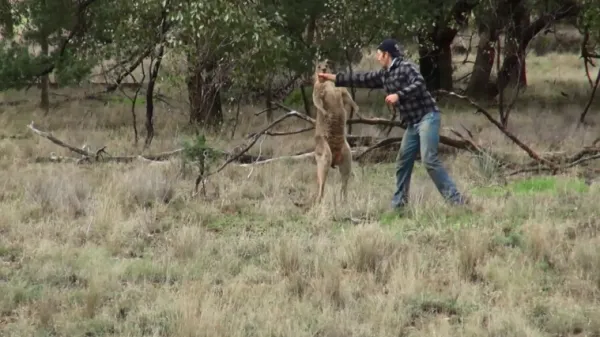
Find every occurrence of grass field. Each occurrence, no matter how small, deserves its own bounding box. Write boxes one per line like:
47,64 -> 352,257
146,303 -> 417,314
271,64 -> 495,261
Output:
2,45 -> 600,336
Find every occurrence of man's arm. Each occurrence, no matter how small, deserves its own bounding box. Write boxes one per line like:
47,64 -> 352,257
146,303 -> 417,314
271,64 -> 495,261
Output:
335,69 -> 384,89
395,63 -> 427,98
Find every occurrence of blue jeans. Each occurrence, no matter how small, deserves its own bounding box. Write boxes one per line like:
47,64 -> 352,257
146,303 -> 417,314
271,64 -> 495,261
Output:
391,111 -> 465,209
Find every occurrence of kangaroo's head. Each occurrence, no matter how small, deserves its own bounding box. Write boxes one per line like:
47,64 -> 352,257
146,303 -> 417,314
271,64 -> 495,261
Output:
314,59 -> 335,83
315,59 -> 334,74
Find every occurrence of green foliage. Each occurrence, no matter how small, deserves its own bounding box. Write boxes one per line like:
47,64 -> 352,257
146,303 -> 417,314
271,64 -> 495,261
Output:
0,0 -> 14,38
53,48 -> 96,86
181,134 -> 222,176
256,0 -> 323,75
0,0 -> 105,90
581,0 -> 600,43
471,176 -> 589,197
182,134 -> 211,163
283,86 -> 313,107
317,0 -> 394,66
392,0 -> 468,46
0,41 -> 45,90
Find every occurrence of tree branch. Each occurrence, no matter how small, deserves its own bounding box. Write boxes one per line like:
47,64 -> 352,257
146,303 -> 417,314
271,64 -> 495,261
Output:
436,90 -> 559,171
27,121 -> 183,163
201,109 -> 313,184
578,66 -> 600,125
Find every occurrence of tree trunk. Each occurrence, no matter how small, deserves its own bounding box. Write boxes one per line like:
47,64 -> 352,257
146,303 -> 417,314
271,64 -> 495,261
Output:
186,54 -> 223,130
418,39 -> 454,91
503,1 -> 530,88
465,29 -> 499,99
40,33 -> 50,114
438,43 -> 453,90
495,1 -> 580,95
418,41 -> 439,91
415,0 -> 480,91
39,0 -> 49,114
265,84 -> 273,123
0,0 -> 14,38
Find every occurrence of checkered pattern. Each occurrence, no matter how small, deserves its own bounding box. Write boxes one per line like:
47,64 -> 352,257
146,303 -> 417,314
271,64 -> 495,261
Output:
335,58 -> 438,126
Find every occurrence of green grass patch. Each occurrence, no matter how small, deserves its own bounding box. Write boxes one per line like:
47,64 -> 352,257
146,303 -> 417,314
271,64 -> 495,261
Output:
472,176 -> 588,197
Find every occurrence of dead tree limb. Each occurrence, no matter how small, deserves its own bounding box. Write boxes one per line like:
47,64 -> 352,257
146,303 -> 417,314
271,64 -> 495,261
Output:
257,127 -> 315,137
354,137 -> 402,161
436,90 -> 559,171
28,122 -> 91,157
271,101 -> 480,152
238,147 -> 368,167
578,66 -> 600,125
581,28 -> 597,88
239,152 -> 315,166
27,121 -> 183,163
28,121 -> 274,167
507,153 -> 600,176
200,110 -> 313,188
384,105 -> 397,137
118,67 -> 145,145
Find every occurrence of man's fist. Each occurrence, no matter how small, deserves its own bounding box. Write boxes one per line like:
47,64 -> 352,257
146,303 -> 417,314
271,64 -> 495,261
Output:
385,93 -> 399,105
317,73 -> 336,82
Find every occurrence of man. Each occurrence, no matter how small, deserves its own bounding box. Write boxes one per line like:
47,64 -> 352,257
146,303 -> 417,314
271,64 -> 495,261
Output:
317,38 -> 467,211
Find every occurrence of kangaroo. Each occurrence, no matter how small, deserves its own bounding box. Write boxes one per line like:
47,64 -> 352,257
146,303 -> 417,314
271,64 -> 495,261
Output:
311,59 -> 360,204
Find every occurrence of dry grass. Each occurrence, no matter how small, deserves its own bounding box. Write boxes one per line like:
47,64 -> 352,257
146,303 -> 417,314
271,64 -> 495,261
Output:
1,46 -> 600,337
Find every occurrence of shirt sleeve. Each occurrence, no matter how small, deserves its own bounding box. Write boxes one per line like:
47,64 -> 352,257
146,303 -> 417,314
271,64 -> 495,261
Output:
335,69 -> 384,89
396,62 -> 427,98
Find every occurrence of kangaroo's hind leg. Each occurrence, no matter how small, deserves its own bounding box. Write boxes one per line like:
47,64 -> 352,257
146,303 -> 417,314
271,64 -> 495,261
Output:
338,141 -> 352,203
314,136 -> 333,205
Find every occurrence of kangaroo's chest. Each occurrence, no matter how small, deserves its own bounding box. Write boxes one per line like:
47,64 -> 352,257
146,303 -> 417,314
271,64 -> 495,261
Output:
319,88 -> 342,109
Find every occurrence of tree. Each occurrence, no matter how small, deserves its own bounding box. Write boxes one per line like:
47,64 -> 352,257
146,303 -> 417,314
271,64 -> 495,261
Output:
466,0 -> 581,100
164,0 -> 289,130
390,0 -> 479,91
0,0 -> 100,111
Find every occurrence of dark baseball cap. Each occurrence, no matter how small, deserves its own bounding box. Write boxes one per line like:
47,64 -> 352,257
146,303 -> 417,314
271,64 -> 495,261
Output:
377,38 -> 403,58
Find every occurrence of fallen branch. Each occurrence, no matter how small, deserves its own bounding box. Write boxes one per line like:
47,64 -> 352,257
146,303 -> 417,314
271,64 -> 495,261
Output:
247,126 -> 314,138
28,121 -> 184,163
238,147 -> 368,167
29,122 -> 92,157
201,110 -> 313,185
239,152 -> 314,166
354,137 -> 402,161
436,90 -> 559,172
507,153 -> 600,176
578,65 -> 600,125
272,101 -> 476,152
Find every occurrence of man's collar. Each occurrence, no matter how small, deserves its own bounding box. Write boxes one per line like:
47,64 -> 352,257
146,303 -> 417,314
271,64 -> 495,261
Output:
386,57 -> 401,71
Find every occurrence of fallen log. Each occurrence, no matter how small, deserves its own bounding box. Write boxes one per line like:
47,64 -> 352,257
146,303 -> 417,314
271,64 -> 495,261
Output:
436,90 -> 560,171
27,121 -> 272,165
271,101 -> 479,153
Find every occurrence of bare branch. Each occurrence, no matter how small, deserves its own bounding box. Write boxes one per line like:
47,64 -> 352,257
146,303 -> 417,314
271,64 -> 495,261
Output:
354,137 -> 402,161
27,121 -> 182,163
239,147 -> 368,167
271,101 -> 478,151
436,90 -> 559,171
578,66 -> 600,125
251,127 -> 315,137
202,109 -> 313,183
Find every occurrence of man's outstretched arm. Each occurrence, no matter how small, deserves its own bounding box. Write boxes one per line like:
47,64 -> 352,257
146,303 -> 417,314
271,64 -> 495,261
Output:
335,69 -> 384,89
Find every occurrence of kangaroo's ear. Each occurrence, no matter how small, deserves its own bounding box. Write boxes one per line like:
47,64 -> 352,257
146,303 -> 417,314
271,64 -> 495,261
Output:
312,57 -> 320,70
326,59 -> 337,72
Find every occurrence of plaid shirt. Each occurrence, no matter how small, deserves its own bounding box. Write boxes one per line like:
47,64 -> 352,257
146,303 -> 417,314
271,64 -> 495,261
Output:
335,58 -> 439,126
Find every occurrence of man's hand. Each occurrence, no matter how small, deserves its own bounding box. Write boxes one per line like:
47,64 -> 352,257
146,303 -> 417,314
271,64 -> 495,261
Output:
317,73 -> 336,82
385,93 -> 399,105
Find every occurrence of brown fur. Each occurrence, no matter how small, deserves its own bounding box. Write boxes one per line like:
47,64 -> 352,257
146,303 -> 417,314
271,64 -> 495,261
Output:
311,59 -> 359,205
